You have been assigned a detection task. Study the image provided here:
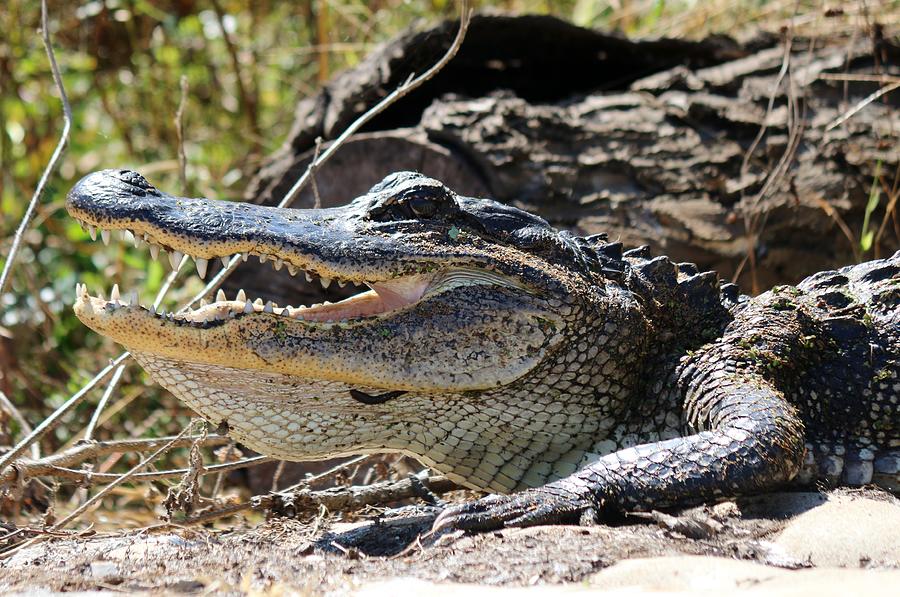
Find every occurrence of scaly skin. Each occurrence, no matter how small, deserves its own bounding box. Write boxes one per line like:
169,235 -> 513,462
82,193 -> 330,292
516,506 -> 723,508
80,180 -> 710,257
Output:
67,169 -> 899,532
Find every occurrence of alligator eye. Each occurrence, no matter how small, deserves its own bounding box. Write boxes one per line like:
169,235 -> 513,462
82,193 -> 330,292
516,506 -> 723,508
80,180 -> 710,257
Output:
407,195 -> 438,218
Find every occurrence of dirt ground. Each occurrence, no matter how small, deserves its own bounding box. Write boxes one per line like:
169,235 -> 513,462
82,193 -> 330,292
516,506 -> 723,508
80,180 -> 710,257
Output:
1,487 -> 898,595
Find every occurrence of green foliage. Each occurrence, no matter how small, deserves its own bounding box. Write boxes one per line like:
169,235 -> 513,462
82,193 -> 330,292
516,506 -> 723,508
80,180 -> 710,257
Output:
860,161 -> 882,254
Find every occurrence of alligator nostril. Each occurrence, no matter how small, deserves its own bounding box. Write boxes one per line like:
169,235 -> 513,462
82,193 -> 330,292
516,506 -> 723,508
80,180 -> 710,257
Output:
113,169 -> 160,196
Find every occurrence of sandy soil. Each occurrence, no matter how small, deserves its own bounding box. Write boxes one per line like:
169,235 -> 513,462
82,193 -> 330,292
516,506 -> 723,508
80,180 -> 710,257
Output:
1,488 -> 898,595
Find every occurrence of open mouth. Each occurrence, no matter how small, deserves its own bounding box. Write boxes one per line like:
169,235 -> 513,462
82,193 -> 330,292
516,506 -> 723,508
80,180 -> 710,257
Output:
71,220 -> 509,327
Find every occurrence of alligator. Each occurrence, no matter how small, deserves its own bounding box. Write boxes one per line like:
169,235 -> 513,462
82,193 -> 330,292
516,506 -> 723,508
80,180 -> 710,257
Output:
67,169 -> 899,532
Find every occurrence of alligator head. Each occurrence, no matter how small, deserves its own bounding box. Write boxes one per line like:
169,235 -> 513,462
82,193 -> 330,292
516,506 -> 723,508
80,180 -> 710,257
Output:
67,169 -> 647,492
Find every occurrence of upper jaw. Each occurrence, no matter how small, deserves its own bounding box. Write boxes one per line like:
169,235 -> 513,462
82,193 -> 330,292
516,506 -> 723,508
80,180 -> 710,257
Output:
67,169 -> 523,329
66,169 -> 465,286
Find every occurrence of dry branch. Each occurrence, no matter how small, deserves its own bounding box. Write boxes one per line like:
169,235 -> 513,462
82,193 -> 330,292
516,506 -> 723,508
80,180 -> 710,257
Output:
0,391 -> 38,459
48,422 -> 198,532
0,353 -> 130,476
0,0 -> 71,297
826,80 -> 900,130
255,474 -> 457,518
1,434 -> 232,484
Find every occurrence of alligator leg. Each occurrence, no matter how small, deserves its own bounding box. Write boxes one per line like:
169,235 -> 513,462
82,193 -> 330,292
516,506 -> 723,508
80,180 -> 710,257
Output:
433,374 -> 806,532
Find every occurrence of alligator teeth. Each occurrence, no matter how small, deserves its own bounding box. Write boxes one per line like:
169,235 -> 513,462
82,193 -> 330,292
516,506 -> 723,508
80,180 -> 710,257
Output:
127,291 -> 138,306
150,244 -> 160,260
169,250 -> 184,269
287,264 -> 298,276
253,298 -> 263,307
305,272 -> 313,282
338,279 -> 346,288
222,256 -> 231,267
258,254 -> 268,264
320,277 -> 332,289
88,226 -> 97,241
216,289 -> 226,302
133,233 -> 144,249
236,289 -> 247,302
200,298 -> 209,307
263,301 -> 274,313
111,284 -> 121,303
195,257 -> 208,279
243,301 -> 254,314
273,258 -> 283,271
101,229 -> 111,245
241,253 -> 249,262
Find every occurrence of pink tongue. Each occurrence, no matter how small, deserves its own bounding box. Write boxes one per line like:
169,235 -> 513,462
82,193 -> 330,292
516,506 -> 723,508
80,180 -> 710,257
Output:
369,276 -> 431,310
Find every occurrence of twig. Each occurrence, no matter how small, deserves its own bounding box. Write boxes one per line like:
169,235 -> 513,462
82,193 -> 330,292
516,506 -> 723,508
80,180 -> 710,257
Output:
82,365 -> 125,442
0,353 -> 129,476
210,441 -> 237,498
171,500 -> 254,526
873,163 -> 900,253
279,454 -> 370,494
21,457 -> 268,483
0,391 -> 39,459
279,0 -> 473,208
814,195 -> 861,262
735,18 -> 808,290
316,0 -> 331,83
739,36 -> 793,178
825,80 -> 900,131
145,0 -> 473,311
310,136 -> 324,209
2,434 -> 231,484
254,473 -> 457,517
81,76 -> 197,439
817,73 -> 900,83
0,0 -> 72,297
270,459 -> 287,492
210,0 -> 260,153
48,421 -> 199,532
174,74 -> 189,192
101,471 -> 452,532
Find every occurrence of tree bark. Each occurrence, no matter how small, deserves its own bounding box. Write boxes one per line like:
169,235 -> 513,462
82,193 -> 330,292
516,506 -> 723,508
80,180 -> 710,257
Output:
233,14 -> 899,301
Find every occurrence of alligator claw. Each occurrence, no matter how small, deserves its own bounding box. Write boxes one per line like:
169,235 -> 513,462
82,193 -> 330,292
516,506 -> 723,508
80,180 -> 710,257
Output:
433,486 -> 593,533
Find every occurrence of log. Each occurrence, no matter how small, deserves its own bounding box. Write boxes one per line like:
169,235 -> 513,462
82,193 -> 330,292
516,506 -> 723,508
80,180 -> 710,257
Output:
229,14 -> 898,302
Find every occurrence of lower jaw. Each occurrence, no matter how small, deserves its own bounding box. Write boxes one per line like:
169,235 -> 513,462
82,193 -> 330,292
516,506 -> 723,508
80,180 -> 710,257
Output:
74,276 -> 428,326
132,351 -> 401,459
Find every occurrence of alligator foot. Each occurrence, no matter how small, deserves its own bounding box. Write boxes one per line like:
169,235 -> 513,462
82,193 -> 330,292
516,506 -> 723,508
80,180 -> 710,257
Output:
432,484 -> 596,533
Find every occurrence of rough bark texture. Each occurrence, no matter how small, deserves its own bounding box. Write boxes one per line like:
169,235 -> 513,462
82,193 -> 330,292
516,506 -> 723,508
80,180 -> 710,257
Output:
232,14 -> 898,302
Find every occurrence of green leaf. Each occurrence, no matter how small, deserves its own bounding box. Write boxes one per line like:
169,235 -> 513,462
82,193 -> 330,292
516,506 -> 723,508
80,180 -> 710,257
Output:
859,161 -> 881,255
